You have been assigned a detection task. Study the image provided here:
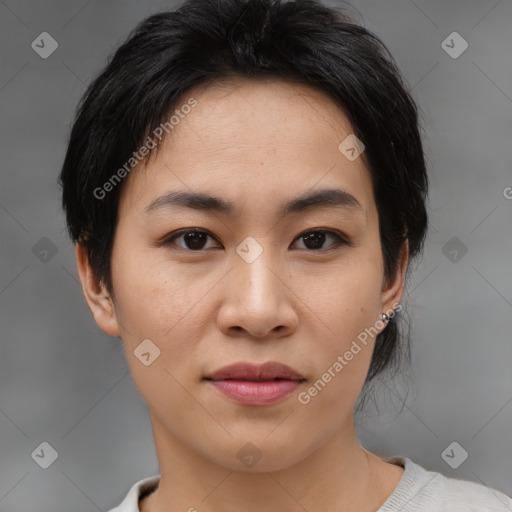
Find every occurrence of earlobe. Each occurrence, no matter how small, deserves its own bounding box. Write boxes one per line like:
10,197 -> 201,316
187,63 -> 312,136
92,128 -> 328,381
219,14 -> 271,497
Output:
75,244 -> 121,337
381,239 -> 409,316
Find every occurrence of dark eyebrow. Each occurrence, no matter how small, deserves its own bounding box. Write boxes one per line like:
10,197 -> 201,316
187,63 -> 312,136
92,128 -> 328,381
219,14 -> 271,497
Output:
278,188 -> 361,216
144,188 -> 362,216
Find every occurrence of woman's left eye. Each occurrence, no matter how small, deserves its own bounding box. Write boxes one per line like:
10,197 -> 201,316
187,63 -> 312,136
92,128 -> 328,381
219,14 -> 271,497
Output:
160,228 -> 349,252
291,229 -> 349,251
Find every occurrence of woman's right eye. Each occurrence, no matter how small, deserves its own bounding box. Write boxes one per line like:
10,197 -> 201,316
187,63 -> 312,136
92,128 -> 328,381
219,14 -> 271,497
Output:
161,229 -> 221,251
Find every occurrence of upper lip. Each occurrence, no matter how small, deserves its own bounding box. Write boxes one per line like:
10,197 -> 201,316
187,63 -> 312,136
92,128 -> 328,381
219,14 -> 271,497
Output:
206,362 -> 305,381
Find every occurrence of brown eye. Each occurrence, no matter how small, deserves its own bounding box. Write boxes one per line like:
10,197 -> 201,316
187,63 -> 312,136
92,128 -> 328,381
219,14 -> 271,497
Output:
291,230 -> 349,251
163,229 -> 220,251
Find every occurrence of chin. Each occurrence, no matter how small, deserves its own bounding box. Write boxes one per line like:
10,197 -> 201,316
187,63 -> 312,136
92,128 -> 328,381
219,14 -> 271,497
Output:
201,436 -> 309,473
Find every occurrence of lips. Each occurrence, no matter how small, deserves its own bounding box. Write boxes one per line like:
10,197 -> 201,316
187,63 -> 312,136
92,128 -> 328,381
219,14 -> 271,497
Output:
204,362 -> 305,405
205,361 -> 305,382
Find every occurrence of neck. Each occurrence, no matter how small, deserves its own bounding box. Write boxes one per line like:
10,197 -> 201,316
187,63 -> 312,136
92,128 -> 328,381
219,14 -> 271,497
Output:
140,414 -> 401,512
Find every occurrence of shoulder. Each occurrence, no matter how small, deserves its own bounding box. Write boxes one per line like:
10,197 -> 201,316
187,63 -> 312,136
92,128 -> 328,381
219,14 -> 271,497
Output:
435,470 -> 512,512
379,456 -> 512,512
106,475 -> 160,512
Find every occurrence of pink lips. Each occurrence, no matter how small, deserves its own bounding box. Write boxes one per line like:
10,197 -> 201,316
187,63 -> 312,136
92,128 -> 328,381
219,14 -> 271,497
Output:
205,362 -> 305,406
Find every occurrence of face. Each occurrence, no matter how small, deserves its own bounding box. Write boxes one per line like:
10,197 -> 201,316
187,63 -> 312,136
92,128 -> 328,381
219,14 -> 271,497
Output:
79,77 -> 406,473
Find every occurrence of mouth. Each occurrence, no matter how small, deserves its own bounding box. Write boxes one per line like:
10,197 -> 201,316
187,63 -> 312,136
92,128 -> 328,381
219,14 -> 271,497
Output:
211,377 -> 301,381
204,362 -> 306,405
205,361 -> 305,381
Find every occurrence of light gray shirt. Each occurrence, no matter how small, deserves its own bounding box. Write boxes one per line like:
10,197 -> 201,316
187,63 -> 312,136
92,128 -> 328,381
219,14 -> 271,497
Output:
107,456 -> 512,511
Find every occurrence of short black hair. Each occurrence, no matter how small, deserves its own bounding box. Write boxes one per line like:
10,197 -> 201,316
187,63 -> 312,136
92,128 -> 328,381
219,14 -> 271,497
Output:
59,0 -> 428,395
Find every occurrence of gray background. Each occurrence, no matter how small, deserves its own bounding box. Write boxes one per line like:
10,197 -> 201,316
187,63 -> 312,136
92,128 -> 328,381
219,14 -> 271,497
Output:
1,0 -> 511,510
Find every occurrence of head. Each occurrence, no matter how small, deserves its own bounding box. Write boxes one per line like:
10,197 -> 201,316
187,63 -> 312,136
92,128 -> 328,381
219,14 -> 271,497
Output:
60,0 -> 427,472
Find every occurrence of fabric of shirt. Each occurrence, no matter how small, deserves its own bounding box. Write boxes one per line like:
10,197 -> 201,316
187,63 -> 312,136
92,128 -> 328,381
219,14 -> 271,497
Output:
106,456 -> 512,512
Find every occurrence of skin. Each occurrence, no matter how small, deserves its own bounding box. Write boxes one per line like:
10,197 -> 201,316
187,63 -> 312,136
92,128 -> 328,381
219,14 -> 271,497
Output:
76,77 -> 409,512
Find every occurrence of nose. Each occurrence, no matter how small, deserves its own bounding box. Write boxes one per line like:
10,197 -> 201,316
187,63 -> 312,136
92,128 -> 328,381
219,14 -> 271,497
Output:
216,248 -> 299,339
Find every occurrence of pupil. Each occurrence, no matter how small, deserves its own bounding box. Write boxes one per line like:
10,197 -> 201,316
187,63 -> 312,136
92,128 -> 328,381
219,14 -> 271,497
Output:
185,231 -> 207,250
304,231 -> 325,249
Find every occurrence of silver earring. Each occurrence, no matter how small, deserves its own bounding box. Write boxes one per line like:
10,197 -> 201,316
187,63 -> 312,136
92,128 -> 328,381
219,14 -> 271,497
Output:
381,313 -> 390,322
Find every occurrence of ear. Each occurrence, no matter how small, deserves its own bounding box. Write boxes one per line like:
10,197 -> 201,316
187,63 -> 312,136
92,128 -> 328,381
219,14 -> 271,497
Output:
380,239 -> 409,316
75,243 -> 121,337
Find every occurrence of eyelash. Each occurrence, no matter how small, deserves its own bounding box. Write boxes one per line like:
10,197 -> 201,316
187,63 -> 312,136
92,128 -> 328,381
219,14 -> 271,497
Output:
158,228 -> 352,252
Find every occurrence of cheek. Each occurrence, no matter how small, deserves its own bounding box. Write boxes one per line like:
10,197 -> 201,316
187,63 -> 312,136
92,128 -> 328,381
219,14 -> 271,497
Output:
318,254 -> 384,338
110,252 -> 208,409
111,239 -> 193,330
295,281 -> 382,430
110,245 -> 234,394
298,253 -> 384,399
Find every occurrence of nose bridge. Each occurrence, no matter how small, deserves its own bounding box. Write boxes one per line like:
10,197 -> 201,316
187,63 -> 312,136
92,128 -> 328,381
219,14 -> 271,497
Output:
219,235 -> 295,337
234,235 -> 281,304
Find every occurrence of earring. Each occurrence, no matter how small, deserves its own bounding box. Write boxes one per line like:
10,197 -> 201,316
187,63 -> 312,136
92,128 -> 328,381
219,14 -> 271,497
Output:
381,313 -> 390,322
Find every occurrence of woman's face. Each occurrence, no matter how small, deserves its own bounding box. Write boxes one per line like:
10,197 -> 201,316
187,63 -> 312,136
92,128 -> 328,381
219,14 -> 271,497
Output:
83,77 -> 405,472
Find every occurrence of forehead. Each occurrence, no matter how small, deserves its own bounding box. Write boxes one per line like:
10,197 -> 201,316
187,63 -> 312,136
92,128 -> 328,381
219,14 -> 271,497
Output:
118,77 -> 374,216
161,77 -> 358,157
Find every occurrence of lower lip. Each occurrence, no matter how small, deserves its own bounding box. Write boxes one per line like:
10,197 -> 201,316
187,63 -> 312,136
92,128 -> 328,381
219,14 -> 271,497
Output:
208,379 -> 302,405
